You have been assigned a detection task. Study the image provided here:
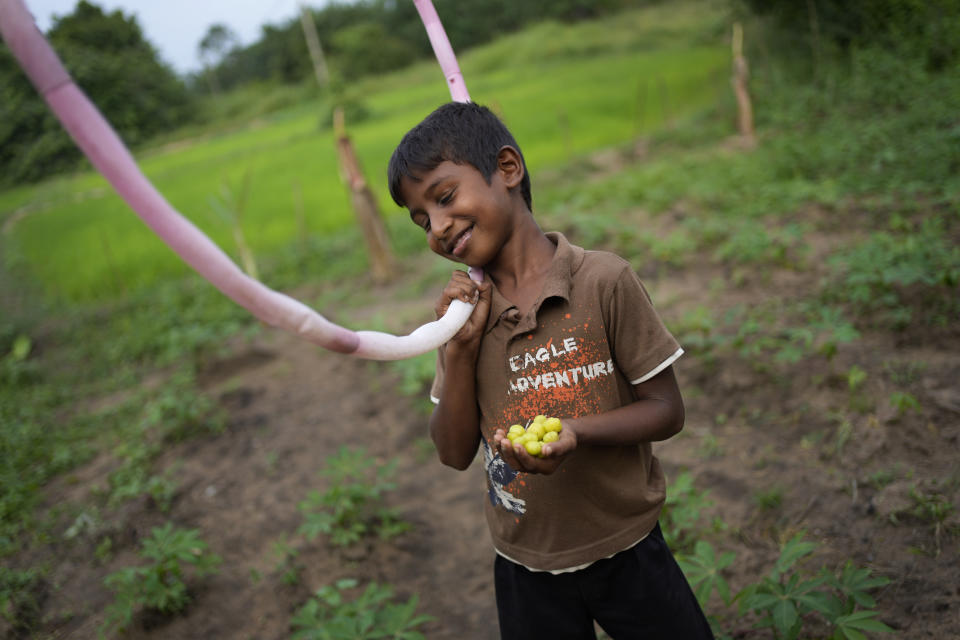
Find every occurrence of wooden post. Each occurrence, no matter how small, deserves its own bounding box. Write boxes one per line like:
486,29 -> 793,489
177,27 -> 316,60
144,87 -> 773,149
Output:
333,107 -> 395,284
731,22 -> 755,145
299,3 -> 330,88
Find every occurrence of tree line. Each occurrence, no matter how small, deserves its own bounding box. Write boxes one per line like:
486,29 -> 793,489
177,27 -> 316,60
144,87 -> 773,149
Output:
200,0 -> 637,92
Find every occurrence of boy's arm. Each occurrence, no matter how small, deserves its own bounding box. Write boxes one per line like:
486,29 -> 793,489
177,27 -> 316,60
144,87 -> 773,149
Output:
429,342 -> 483,470
565,365 -> 684,446
495,366 -> 683,474
429,271 -> 492,470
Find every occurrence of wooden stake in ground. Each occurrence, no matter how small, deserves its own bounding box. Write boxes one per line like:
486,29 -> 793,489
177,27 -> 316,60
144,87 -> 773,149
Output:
333,107 -> 395,284
731,22 -> 755,145
299,3 -> 330,88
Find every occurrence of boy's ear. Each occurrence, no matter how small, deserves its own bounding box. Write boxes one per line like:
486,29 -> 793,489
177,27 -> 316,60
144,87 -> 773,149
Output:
496,146 -> 525,189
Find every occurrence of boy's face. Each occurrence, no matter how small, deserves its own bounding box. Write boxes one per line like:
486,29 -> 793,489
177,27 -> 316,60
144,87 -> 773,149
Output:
400,159 -> 517,269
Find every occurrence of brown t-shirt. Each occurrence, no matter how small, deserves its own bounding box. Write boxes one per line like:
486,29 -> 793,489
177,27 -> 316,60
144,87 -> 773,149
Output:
431,232 -> 683,572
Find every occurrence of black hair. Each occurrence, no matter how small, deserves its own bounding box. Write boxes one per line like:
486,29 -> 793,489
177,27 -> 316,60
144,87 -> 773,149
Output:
388,102 -> 532,211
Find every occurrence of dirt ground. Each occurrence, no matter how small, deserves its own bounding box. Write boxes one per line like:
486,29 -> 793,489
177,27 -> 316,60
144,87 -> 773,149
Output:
12,202 -> 960,639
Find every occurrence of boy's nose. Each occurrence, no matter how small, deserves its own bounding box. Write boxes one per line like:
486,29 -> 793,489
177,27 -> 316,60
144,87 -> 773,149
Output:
429,211 -> 453,238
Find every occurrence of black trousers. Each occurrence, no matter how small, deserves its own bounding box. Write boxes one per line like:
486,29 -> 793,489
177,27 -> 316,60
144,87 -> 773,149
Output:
494,523 -> 714,640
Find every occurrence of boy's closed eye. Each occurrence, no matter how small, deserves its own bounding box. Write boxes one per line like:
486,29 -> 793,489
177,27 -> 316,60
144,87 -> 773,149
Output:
438,189 -> 455,205
410,211 -> 430,231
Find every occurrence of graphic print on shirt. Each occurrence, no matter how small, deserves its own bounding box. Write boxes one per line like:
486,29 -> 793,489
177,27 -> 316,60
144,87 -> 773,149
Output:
485,313 -> 619,516
482,439 -> 526,514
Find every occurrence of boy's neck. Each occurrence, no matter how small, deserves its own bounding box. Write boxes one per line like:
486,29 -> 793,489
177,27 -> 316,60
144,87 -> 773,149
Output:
484,214 -> 556,314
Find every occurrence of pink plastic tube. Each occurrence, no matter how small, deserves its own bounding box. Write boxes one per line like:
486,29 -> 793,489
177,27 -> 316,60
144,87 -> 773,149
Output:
0,0 -> 476,360
413,0 -> 470,103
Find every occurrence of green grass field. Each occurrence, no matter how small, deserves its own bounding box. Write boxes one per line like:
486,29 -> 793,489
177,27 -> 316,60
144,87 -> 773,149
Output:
1,3 -> 729,301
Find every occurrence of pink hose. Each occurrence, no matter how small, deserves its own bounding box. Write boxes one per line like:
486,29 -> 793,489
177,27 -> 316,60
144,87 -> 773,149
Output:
0,0 -> 477,360
413,0 -> 470,103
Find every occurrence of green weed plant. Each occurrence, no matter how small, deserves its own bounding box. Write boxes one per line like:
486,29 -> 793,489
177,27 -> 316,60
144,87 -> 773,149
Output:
661,470 -> 715,554
298,446 -> 410,547
272,535 -> 303,586
0,566 -> 42,633
102,523 -> 221,635
826,219 -> 960,330
104,368 -> 222,508
290,578 -> 433,640
680,533 -> 892,640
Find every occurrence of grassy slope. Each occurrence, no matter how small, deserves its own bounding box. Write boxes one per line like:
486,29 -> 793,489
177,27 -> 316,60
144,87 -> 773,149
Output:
2,3 -> 727,301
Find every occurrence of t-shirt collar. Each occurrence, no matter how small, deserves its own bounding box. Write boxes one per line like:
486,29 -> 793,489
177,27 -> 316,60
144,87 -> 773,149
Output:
484,231 -> 583,335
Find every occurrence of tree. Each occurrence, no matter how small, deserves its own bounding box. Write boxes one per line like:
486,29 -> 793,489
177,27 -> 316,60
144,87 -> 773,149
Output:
198,23 -> 239,94
739,0 -> 960,69
330,21 -> 418,79
0,1 -> 195,185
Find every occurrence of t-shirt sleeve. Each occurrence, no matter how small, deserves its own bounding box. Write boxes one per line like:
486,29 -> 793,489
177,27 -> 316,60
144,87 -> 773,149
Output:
606,265 -> 683,385
429,345 -> 446,404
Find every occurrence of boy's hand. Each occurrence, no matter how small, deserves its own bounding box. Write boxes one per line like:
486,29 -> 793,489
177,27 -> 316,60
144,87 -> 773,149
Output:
493,421 -> 578,475
435,270 -> 491,347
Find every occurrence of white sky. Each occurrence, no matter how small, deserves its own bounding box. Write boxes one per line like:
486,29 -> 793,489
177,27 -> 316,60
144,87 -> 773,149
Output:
24,0 -> 312,74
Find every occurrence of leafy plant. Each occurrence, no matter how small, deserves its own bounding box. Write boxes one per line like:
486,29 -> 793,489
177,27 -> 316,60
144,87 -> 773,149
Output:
846,365 -> 868,392
697,433 -> 724,459
105,368 -> 220,508
1,333 -> 40,387
909,487 -> 955,525
661,471 -> 714,553
0,566 -> 42,632
298,446 -> 410,547
677,540 -> 736,607
827,416 -> 854,459
735,533 -> 892,640
826,218 -> 960,329
290,578 -> 434,640
865,467 -> 899,491
140,367 -> 225,444
888,391 -> 920,416
753,486 -> 784,513
680,534 -> 893,639
102,523 -> 221,635
846,365 -> 873,413
273,535 -> 303,586
906,485 -> 956,556
680,300 -> 860,372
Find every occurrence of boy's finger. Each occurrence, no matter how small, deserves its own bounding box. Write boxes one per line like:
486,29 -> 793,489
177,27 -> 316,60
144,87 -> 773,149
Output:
498,441 -> 521,468
450,269 -> 474,283
436,283 -> 477,315
474,279 -> 492,311
540,437 -> 571,458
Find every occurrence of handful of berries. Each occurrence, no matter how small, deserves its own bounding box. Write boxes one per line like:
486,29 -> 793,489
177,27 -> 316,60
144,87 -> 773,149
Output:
505,415 -> 563,457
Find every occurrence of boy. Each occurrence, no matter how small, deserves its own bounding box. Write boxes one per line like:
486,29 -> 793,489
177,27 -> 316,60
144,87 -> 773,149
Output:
388,102 -> 713,639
